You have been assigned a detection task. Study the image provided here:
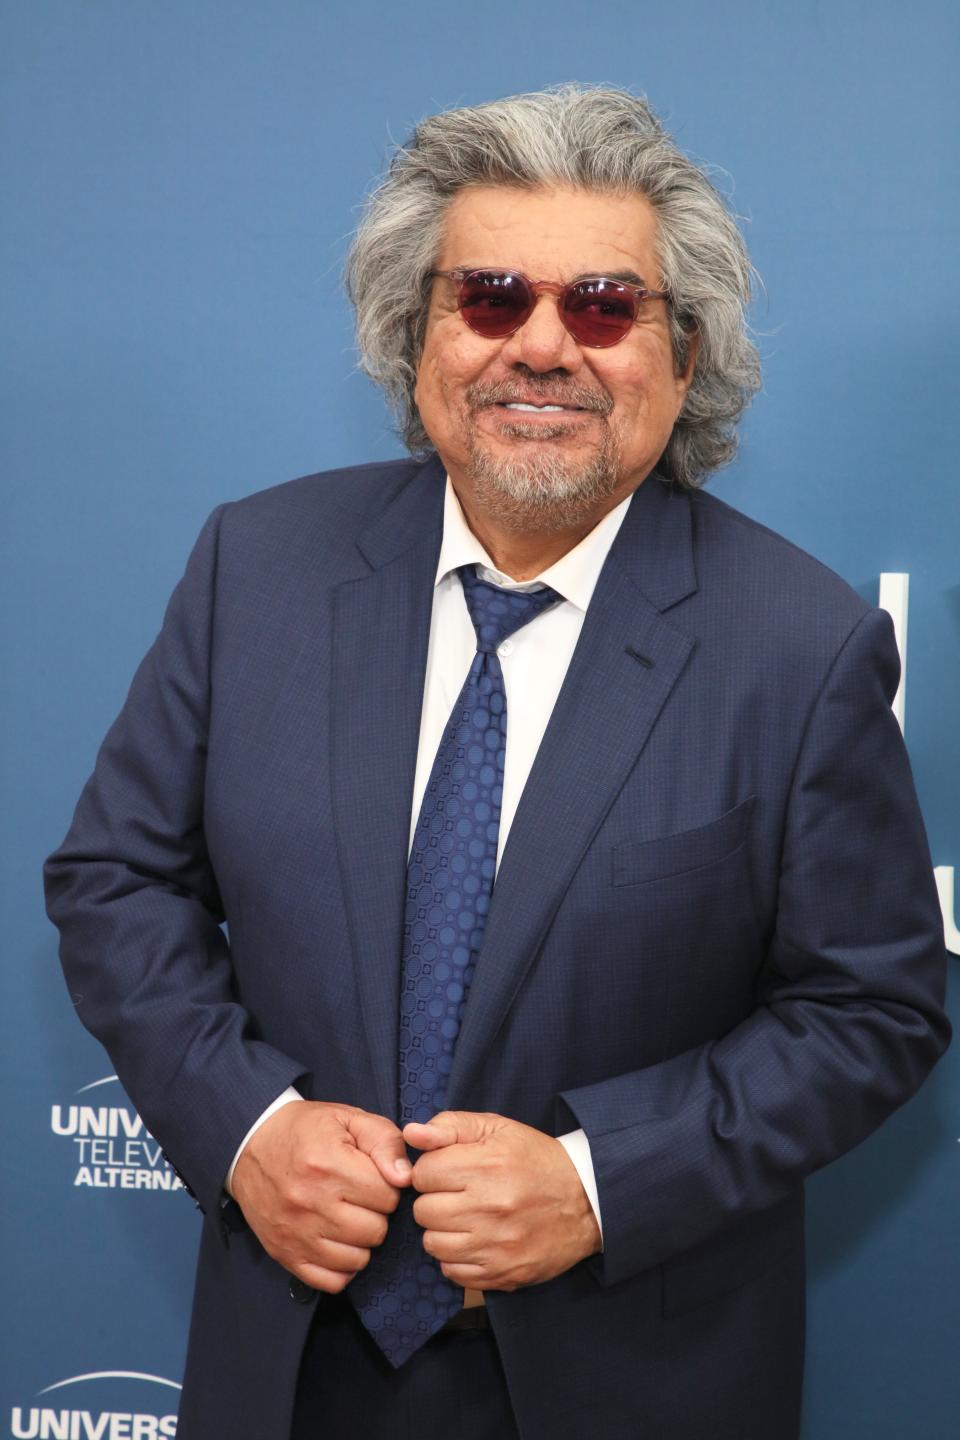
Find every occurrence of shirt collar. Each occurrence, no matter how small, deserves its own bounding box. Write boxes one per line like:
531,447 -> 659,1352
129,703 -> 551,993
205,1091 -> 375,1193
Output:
434,475 -> 632,613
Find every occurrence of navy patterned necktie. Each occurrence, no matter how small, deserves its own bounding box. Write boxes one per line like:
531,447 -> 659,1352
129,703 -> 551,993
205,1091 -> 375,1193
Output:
349,564 -> 562,1367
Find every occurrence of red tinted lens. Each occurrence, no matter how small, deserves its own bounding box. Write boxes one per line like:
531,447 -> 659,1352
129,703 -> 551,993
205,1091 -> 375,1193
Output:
457,270 -> 533,337
561,279 -> 636,347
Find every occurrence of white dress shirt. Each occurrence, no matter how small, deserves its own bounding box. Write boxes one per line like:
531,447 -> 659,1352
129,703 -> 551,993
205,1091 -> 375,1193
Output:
228,477 -> 633,1244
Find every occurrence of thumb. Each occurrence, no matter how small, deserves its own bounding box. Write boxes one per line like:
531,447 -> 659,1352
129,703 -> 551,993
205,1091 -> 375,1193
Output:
403,1110 -> 494,1152
347,1110 -> 413,1186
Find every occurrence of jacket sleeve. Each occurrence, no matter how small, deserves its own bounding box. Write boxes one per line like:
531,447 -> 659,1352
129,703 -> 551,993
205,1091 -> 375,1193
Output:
558,606 -> 951,1286
43,506 -> 309,1220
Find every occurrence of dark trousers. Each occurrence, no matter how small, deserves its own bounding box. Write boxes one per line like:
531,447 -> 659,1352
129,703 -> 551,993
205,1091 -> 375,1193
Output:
291,1293 -> 522,1440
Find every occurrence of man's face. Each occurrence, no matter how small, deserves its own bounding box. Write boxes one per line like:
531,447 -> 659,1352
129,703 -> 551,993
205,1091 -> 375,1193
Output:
414,184 -> 697,533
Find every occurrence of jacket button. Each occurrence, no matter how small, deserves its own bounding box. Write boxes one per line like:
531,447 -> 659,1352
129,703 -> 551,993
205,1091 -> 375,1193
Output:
289,1277 -> 316,1304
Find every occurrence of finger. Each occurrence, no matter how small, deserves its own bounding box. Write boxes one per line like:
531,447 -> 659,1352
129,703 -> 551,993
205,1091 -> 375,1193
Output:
348,1110 -> 413,1186
324,1200 -> 391,1251
412,1191 -> 473,1232
266,1222 -> 372,1277
410,1146 -> 471,1194
307,1236 -> 371,1274
334,1144 -> 405,1214
293,1264 -> 357,1296
437,1263 -> 489,1288
421,1228 -> 475,1263
403,1120 -> 459,1151
403,1110 -> 494,1152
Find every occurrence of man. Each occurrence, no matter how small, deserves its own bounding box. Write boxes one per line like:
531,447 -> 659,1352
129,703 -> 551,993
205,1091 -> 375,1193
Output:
45,86 -> 949,1440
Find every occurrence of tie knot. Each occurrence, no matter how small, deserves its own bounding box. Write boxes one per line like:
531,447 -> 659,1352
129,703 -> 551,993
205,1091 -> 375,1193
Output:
458,566 -> 562,653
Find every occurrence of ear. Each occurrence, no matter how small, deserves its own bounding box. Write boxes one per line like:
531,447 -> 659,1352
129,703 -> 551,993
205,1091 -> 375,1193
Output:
677,327 -> 699,384
674,327 -> 700,411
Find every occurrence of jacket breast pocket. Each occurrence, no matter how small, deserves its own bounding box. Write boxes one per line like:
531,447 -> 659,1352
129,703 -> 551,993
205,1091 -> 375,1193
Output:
612,795 -> 756,888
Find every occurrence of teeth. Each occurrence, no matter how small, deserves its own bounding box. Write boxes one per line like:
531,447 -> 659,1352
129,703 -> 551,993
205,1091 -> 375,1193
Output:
504,403 -> 567,412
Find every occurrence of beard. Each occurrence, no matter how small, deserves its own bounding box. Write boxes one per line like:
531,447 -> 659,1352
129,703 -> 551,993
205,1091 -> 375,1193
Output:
463,379 -> 624,533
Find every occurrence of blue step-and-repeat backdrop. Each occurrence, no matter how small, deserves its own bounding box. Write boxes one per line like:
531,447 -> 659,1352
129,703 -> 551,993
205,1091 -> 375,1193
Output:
3,2 -> 957,1436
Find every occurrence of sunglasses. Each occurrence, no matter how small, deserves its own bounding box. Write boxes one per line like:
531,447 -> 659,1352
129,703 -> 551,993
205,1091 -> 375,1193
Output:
432,268 -> 670,349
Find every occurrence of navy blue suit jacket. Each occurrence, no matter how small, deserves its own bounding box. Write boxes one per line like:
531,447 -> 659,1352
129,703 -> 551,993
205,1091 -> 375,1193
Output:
45,456 -> 949,1439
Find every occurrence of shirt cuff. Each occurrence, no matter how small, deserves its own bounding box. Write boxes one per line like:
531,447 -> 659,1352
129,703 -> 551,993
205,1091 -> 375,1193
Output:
557,1127 -> 603,1247
225,1086 -> 305,1197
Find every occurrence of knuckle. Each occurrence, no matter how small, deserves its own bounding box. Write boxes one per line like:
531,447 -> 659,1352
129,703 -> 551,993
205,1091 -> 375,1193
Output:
297,1158 -> 332,1191
280,1178 -> 309,1211
323,1271 -> 352,1294
377,1174 -> 401,1202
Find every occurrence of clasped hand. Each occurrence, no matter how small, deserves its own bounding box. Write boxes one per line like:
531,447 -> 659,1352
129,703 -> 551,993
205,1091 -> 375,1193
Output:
405,1111 -> 601,1291
231,1102 -> 601,1295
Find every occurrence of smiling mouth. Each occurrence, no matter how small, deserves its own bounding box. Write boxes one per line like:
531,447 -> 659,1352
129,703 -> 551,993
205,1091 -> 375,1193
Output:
484,401 -> 598,443
499,401 -> 585,413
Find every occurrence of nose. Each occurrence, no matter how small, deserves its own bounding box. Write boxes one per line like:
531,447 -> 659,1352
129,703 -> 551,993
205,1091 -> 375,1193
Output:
499,292 -> 584,375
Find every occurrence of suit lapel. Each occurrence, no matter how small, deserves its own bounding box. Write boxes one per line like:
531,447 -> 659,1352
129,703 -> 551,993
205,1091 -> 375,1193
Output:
447,478 -> 699,1105
330,459 -> 445,1119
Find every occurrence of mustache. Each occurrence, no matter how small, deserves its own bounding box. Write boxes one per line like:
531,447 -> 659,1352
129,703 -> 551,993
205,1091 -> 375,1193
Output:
466,379 -> 613,416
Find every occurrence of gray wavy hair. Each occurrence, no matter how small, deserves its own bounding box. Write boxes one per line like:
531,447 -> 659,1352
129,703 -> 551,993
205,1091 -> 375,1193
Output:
346,85 -> 760,489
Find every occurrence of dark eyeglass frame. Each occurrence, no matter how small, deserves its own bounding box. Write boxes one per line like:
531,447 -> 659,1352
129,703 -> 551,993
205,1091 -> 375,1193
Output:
431,267 -> 671,348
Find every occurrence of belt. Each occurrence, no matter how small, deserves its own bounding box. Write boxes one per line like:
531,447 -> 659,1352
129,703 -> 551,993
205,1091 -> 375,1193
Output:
300,1280 -> 489,1338
309,1288 -> 489,1336
436,1304 -> 490,1335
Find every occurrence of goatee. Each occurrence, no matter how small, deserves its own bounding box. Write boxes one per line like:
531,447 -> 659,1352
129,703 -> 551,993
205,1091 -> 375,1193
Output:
465,383 -> 623,533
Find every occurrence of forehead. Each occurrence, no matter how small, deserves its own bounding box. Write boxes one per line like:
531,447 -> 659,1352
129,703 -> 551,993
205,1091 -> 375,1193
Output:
437,184 -> 661,278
